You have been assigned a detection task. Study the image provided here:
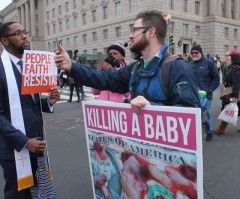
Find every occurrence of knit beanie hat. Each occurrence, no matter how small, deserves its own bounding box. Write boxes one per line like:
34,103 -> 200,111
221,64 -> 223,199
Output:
107,43 -> 125,57
191,45 -> 203,55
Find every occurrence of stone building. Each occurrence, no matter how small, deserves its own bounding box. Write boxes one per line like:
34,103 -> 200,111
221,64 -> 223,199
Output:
1,0 -> 240,60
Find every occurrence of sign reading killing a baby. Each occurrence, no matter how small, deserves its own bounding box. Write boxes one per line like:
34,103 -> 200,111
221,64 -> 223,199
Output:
21,50 -> 57,94
82,101 -> 203,199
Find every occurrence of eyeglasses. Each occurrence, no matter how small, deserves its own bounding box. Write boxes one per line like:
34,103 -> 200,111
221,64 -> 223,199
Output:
132,27 -> 149,33
5,30 -> 29,37
191,51 -> 199,55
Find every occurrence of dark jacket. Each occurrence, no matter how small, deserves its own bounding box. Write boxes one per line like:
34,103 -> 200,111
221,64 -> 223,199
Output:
69,45 -> 200,107
224,64 -> 240,99
0,58 -> 51,160
190,57 -> 220,99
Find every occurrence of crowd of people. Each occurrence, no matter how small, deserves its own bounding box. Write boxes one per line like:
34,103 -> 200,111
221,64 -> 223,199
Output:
1,7 -> 240,199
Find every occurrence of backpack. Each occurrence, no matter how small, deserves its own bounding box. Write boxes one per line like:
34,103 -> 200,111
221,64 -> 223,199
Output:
160,55 -> 201,108
131,55 -> 201,107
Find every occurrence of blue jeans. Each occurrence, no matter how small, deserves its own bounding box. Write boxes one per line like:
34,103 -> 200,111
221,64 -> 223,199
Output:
201,98 -> 213,134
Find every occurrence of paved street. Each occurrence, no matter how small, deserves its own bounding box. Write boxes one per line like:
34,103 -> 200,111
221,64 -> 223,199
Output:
1,86 -> 240,199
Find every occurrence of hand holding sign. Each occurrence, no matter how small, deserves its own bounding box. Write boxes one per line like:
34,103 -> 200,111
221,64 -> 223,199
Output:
48,87 -> 60,106
130,95 -> 150,114
21,50 -> 58,94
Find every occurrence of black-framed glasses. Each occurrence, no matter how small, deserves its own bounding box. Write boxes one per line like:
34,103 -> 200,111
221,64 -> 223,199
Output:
132,27 -> 149,33
5,30 -> 29,37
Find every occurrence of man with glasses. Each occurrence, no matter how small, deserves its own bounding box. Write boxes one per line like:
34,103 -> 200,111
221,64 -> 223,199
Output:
0,22 -> 59,198
55,10 -> 200,111
190,45 -> 220,141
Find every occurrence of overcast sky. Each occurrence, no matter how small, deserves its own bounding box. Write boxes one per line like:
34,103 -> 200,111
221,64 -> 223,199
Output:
0,0 -> 12,11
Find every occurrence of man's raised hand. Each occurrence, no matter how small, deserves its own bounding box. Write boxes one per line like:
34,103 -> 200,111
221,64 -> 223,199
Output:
55,44 -> 72,72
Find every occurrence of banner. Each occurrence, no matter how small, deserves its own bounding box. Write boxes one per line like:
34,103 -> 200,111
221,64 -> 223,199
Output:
83,101 -> 203,199
21,50 -> 57,94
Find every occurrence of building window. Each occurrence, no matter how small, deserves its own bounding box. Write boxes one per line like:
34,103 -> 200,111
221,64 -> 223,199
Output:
168,22 -> 174,34
66,38 -> 70,49
231,0 -> 234,18
46,0 -> 49,6
129,0 -> 136,13
103,47 -> 108,54
58,5 -> 62,15
224,27 -> 229,37
195,25 -> 201,35
168,0 -> 174,10
82,34 -> 87,43
82,13 -> 86,25
234,29 -> 238,38
92,9 -> 96,22
92,32 -> 97,41
66,19 -> 70,29
74,16 -> 77,28
52,8 -> 55,17
53,24 -> 56,34
35,14 -> 38,23
59,21 -> 62,32
234,45 -> 238,50
73,0 -> 77,9
47,25 -> 50,35
82,0 -> 86,5
47,11 -> 49,20
183,0 -> 188,12
115,27 -> 121,38
195,1 -> 200,15
183,24 -> 189,35
48,42 -> 51,50
115,2 -> 121,16
65,2 -> 69,12
93,48 -> 97,53
221,0 -> 225,17
103,6 -> 108,19
74,36 -> 78,49
103,29 -> 108,40
129,24 -> 134,32
83,50 -> 87,54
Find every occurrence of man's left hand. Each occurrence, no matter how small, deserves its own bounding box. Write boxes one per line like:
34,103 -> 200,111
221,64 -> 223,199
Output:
130,95 -> 150,114
48,87 -> 60,106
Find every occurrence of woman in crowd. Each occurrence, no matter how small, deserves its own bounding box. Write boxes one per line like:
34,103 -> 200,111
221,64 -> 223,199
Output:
91,42 -> 131,103
214,50 -> 240,135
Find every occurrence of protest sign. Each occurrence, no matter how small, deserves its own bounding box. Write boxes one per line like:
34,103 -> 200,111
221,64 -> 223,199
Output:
82,101 -> 203,199
21,50 -> 57,94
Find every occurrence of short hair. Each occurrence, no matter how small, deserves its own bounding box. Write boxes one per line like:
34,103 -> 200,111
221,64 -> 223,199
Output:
135,10 -> 167,43
0,21 -> 18,38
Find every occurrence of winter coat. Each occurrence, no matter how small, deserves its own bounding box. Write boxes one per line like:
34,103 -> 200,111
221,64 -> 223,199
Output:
190,57 -> 220,99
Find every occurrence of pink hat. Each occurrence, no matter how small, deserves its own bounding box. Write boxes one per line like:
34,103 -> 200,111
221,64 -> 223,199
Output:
226,50 -> 240,56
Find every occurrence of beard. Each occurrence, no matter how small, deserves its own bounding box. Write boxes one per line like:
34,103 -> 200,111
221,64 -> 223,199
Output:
9,40 -> 30,56
130,36 -> 149,54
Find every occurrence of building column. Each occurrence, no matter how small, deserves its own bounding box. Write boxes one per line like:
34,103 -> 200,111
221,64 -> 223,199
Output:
30,0 -> 35,37
225,0 -> 232,18
234,0 -> 239,20
21,5 -> 25,27
209,0 -> 217,16
25,1 -> 30,32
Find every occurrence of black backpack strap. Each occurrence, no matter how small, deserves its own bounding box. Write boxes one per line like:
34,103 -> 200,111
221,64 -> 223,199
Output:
130,60 -> 142,99
160,55 -> 183,99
